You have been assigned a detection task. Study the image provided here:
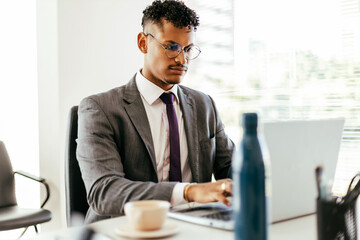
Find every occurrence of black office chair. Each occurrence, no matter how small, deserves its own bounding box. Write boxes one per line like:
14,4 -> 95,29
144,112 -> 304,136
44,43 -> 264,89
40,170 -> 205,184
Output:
0,141 -> 52,237
65,105 -> 89,226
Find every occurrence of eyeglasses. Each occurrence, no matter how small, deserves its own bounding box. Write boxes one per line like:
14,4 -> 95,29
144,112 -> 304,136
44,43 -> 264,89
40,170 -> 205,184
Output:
146,33 -> 201,60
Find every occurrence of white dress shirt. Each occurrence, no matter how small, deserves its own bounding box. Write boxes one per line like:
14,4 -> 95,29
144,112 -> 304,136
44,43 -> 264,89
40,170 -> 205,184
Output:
135,70 -> 192,205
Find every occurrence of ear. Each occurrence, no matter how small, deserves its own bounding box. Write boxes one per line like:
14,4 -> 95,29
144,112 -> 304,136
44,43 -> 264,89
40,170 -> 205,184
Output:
137,32 -> 148,54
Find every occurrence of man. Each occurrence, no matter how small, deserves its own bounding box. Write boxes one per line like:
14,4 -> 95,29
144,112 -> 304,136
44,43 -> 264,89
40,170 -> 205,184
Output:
77,0 -> 234,223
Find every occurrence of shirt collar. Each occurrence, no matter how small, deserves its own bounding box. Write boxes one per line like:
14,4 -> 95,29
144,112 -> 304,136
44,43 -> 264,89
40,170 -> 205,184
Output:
136,70 -> 179,105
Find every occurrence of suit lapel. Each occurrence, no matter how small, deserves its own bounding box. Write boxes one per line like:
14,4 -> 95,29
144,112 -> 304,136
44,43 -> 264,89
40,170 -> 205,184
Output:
123,77 -> 157,179
178,86 -> 200,182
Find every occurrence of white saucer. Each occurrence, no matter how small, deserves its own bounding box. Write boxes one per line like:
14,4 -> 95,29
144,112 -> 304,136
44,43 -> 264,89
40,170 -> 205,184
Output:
114,222 -> 179,239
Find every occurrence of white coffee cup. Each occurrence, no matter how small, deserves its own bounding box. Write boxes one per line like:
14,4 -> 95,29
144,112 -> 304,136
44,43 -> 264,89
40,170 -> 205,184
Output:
124,200 -> 171,231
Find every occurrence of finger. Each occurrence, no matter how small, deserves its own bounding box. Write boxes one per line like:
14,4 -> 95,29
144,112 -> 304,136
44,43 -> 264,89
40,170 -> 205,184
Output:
221,182 -> 226,191
224,198 -> 232,206
219,181 -> 232,195
217,194 -> 232,207
226,181 -> 232,194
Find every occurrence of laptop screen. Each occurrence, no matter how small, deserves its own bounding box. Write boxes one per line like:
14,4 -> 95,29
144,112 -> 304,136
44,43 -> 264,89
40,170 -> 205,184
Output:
262,118 -> 344,222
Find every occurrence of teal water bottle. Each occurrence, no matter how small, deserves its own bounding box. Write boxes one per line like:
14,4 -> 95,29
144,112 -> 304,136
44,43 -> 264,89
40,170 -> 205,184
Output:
233,113 -> 268,240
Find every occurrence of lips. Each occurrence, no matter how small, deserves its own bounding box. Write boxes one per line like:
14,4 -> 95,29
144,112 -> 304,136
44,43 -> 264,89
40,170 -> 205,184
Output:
169,65 -> 188,74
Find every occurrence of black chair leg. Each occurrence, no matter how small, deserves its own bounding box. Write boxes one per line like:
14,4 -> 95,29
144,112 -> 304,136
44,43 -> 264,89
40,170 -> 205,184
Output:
17,225 -> 37,239
18,227 -> 28,239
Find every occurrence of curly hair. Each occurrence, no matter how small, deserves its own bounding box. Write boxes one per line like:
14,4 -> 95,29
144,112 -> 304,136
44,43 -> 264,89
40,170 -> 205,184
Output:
142,0 -> 199,31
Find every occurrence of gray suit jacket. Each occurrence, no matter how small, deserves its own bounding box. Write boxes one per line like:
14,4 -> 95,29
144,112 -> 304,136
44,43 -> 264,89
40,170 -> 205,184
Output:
76,76 -> 234,223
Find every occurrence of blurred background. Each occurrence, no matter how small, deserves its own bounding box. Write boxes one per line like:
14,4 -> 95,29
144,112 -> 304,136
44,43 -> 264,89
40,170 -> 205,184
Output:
0,0 -> 359,238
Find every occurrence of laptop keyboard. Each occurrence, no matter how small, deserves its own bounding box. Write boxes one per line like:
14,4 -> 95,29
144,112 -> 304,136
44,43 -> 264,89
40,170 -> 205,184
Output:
202,210 -> 233,221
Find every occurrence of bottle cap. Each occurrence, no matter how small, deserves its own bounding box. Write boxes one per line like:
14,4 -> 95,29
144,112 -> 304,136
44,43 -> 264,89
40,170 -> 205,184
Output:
242,113 -> 258,130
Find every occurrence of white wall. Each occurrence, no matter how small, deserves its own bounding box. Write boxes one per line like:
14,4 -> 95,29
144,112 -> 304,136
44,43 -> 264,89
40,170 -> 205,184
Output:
37,0 -> 61,230
37,0 -> 153,230
0,0 -> 39,209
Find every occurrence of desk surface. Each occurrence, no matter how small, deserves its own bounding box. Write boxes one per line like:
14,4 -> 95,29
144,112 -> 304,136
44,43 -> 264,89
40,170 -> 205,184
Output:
33,214 -> 316,240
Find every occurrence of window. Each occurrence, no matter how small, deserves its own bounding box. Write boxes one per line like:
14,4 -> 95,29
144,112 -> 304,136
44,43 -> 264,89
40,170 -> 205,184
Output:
186,0 -> 360,196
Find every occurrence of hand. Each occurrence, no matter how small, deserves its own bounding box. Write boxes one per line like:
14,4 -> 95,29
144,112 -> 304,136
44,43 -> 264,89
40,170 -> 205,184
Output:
186,179 -> 232,206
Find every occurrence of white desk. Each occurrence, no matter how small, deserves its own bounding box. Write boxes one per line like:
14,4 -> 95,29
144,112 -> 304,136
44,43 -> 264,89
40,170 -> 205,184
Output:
33,214 -> 316,240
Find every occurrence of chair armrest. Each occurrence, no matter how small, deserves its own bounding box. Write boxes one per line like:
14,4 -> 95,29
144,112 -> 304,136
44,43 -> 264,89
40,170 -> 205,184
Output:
14,170 -> 45,182
14,171 -> 51,208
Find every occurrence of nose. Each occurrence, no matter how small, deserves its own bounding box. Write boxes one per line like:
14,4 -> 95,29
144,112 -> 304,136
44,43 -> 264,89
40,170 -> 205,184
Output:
174,50 -> 187,65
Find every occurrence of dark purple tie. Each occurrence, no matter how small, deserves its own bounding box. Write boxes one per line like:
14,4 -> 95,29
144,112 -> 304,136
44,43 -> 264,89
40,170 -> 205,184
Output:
160,92 -> 182,182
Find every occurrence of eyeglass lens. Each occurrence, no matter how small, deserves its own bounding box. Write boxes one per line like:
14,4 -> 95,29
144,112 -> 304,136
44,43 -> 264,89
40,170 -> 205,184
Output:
166,44 -> 200,60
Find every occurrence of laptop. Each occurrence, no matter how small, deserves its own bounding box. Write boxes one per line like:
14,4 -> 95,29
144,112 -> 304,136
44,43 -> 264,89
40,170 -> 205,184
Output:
168,118 -> 345,230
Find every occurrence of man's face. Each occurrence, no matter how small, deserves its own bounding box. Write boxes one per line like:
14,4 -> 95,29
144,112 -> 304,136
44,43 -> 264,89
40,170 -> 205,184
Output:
139,20 -> 196,90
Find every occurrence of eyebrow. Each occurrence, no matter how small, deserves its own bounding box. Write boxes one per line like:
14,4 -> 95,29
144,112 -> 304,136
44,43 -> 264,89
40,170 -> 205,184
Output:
164,40 -> 194,48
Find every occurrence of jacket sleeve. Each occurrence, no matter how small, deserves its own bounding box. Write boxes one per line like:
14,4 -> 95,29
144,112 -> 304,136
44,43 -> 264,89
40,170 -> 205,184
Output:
76,97 -> 176,219
209,96 -> 235,180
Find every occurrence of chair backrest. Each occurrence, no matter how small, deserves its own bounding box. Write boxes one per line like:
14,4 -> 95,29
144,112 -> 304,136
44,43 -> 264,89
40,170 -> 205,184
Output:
65,105 -> 89,226
0,141 -> 17,207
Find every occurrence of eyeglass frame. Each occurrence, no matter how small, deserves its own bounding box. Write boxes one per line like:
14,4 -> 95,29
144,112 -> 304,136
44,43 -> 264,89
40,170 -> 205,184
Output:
145,33 -> 201,60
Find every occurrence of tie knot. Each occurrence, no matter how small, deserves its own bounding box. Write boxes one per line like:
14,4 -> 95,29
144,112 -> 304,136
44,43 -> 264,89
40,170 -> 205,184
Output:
160,92 -> 174,104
